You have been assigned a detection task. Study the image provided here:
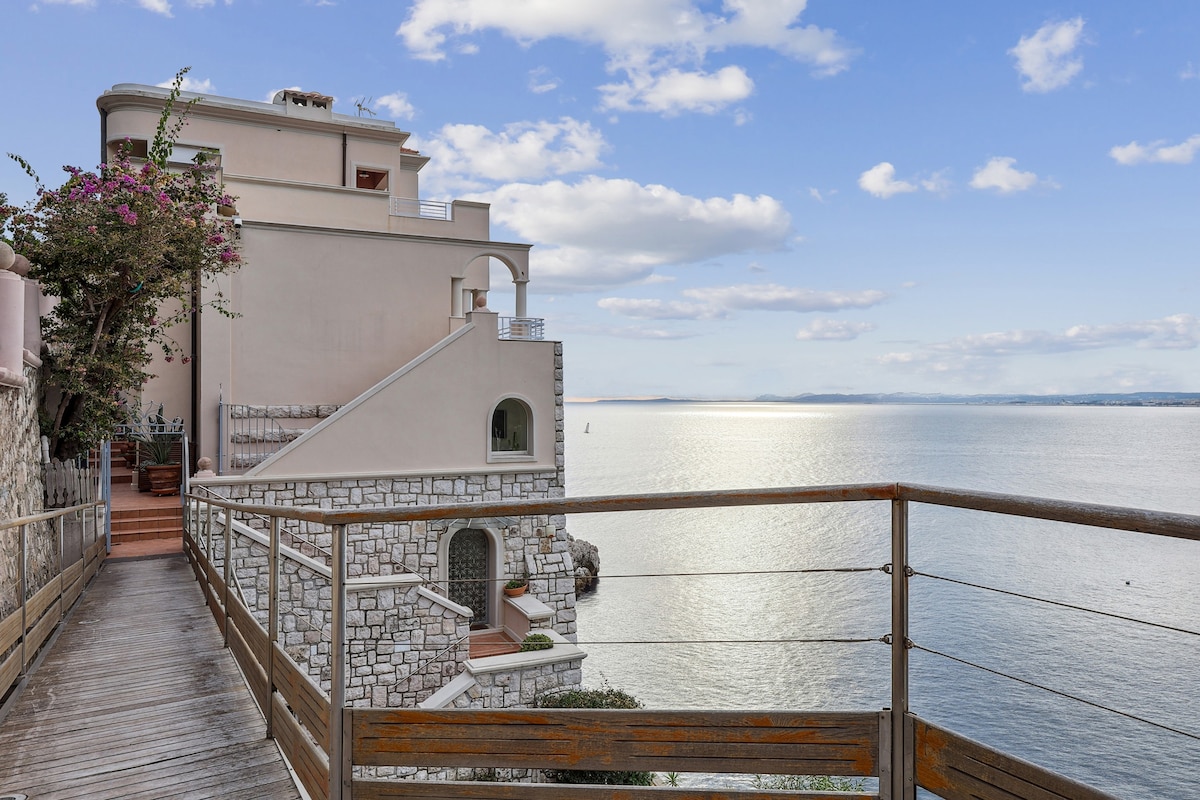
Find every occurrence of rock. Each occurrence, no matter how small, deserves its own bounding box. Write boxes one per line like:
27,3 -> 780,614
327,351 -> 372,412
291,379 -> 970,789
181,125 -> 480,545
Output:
569,537 -> 599,595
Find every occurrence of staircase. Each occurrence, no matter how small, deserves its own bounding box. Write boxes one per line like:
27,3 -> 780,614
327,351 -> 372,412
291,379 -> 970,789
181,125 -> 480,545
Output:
105,446 -> 185,546
223,403 -> 342,472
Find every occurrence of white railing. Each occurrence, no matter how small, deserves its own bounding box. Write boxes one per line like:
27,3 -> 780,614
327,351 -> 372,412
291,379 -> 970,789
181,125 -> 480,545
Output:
388,196 -> 452,220
498,317 -> 545,341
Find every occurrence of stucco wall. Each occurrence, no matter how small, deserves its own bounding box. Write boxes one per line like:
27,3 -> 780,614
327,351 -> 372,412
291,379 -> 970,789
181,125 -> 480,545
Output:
248,318 -> 559,478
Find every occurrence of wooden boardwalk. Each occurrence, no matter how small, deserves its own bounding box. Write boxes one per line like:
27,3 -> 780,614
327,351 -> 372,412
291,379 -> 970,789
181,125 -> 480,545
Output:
0,556 -> 301,800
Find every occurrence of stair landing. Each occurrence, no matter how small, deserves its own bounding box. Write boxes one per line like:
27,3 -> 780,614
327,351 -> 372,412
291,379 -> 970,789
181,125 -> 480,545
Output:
469,630 -> 521,658
108,462 -> 184,558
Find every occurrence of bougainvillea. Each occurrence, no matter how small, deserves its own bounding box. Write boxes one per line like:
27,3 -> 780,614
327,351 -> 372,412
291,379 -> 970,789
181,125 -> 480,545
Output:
2,68 -> 241,459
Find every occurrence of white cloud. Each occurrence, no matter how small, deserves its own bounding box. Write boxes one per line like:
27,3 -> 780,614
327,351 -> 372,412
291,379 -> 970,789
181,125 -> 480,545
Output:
683,284 -> 887,313
374,92 -> 416,120
598,297 -> 726,320
599,65 -> 754,115
795,319 -> 876,341
485,176 -> 791,264
858,162 -> 917,199
920,169 -> 952,195
474,177 -> 790,293
1181,61 -> 1199,81
969,157 -> 1042,193
880,314 -> 1199,375
417,119 -> 607,193
1009,18 -> 1085,93
40,0 -> 94,5
808,187 -> 824,203
529,67 -> 559,94
157,75 -> 214,93
397,0 -> 852,115
1109,135 -> 1200,165
139,0 -> 172,15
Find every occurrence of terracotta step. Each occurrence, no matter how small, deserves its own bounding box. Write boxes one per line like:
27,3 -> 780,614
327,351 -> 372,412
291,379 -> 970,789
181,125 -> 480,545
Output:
111,507 -> 184,538
469,630 -> 521,658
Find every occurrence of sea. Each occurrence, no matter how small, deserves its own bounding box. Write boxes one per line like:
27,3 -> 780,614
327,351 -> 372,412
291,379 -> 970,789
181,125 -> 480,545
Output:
562,402 -> 1200,799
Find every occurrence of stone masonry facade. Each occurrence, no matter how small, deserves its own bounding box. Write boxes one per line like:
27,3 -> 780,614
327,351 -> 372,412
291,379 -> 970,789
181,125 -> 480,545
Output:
0,364 -> 54,623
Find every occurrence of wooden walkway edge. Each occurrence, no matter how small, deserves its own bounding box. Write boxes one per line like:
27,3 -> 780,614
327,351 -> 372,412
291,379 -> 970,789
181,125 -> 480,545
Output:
0,556 -> 301,800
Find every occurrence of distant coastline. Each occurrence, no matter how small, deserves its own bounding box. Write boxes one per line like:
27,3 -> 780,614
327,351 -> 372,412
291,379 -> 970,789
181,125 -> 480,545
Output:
571,392 -> 1200,407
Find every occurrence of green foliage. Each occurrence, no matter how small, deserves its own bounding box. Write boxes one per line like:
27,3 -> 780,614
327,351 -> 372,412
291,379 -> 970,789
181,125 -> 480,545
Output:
505,578 -> 527,589
518,633 -> 553,652
2,67 -> 241,458
751,774 -> 867,791
129,402 -> 183,465
536,686 -> 654,786
662,771 -> 682,786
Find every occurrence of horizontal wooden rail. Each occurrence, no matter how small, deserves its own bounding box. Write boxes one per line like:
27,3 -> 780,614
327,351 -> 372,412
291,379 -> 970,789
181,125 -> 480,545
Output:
0,503 -> 107,703
352,708 -> 880,780
913,716 -> 1119,800
897,483 -> 1200,542
353,781 -> 874,799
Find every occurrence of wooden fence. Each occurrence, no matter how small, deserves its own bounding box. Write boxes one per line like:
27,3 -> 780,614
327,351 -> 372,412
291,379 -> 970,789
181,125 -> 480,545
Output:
0,501 -> 106,704
44,459 -> 99,509
183,483 -> 1200,799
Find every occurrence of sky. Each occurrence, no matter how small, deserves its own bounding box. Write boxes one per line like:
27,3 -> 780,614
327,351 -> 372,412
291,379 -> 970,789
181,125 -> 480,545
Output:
2,1 -> 1199,399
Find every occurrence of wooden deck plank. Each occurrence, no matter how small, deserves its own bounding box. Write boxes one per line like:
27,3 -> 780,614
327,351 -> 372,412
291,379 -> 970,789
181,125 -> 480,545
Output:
0,556 -> 300,800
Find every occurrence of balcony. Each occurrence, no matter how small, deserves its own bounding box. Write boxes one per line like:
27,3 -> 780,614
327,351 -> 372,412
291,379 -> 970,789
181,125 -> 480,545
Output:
388,196 -> 453,220
498,316 -> 545,341
179,483 -> 1199,799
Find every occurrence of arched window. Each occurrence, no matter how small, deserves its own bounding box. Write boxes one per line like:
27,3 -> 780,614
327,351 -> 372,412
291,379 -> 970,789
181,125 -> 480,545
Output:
490,397 -> 531,456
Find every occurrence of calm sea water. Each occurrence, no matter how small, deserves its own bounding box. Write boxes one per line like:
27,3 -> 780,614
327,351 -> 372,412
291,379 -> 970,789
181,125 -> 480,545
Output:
563,402 -> 1200,799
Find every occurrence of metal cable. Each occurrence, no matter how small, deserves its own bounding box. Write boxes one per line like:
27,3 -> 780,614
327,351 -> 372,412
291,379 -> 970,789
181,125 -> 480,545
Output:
438,566 -> 885,585
571,636 -> 885,646
912,643 -> 1200,742
912,570 -> 1200,638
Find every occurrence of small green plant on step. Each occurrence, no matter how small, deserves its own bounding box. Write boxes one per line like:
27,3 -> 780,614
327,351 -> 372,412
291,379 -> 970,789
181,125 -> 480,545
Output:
519,633 -> 553,652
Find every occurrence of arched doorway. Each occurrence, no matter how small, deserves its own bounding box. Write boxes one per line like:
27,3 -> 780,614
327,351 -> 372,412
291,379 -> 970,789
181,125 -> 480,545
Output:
447,528 -> 491,629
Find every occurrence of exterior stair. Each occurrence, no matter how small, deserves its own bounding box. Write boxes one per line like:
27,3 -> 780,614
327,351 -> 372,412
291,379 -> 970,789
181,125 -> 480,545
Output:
224,403 -> 342,472
110,505 -> 184,541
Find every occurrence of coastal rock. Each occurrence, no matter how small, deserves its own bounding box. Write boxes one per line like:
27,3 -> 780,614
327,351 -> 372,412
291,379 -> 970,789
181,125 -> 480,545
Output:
570,537 -> 599,594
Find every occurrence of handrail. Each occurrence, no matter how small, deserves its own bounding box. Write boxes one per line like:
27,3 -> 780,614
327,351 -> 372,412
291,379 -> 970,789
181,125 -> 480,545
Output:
190,484 -> 334,561
0,500 -> 104,532
179,483 -> 1198,800
186,482 -> 1200,540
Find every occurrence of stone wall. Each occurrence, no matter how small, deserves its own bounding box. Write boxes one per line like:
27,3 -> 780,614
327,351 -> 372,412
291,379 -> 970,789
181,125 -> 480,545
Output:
223,472 -> 578,639
0,363 -> 54,621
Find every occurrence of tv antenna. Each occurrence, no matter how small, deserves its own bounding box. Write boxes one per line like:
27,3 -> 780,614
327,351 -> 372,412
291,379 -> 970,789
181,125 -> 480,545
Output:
353,96 -> 377,117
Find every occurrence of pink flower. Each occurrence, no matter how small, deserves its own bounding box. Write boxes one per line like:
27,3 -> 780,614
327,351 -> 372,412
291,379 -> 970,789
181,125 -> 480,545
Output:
87,225 -> 98,234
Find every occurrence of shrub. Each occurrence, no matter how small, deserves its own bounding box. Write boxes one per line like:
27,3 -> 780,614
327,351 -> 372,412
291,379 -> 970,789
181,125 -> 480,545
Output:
536,687 -> 654,786
519,633 -> 553,652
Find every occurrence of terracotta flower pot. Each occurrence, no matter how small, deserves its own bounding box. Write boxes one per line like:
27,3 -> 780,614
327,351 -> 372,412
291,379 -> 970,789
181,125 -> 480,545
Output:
145,464 -> 182,496
503,584 -> 527,597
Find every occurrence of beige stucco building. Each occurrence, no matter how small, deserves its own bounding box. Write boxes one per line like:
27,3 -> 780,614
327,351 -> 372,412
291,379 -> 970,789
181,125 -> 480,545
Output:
96,84 -> 582,715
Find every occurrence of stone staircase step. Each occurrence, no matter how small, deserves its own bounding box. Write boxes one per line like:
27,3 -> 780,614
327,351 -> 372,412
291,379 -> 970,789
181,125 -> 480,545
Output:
468,630 -> 521,658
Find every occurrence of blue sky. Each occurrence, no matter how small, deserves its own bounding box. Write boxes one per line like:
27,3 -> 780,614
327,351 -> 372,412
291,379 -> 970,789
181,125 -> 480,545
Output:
3,1 -> 1198,399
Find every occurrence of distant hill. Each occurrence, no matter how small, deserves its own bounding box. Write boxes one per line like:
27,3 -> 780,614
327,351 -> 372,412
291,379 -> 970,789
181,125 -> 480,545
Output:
584,393 -> 1200,406
754,392 -> 1200,406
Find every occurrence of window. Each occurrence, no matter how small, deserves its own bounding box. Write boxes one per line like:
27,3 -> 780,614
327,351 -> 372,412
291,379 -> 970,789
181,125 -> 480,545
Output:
355,168 -> 389,191
490,398 -> 531,456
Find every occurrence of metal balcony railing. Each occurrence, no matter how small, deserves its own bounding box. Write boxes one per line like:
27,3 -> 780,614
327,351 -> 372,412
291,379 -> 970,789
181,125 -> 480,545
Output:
498,316 -> 545,341
388,196 -> 453,220
181,483 -> 1200,800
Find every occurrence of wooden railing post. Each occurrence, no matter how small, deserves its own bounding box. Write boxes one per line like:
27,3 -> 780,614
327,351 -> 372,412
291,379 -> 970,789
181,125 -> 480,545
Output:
57,514 -> 65,623
890,498 -> 914,800
223,507 -> 232,647
266,514 -> 280,738
329,523 -> 348,800
18,522 -> 27,677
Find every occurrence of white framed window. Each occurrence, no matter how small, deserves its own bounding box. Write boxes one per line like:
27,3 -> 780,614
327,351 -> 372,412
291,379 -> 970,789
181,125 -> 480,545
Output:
488,397 -> 533,461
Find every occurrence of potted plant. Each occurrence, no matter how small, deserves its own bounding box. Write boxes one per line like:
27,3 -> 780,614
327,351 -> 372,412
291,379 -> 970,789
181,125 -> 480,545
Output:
503,577 -> 528,597
131,404 -> 183,495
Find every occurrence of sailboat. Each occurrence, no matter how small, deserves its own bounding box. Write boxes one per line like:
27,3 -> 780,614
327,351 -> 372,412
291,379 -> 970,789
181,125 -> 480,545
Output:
584,423 -> 590,434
